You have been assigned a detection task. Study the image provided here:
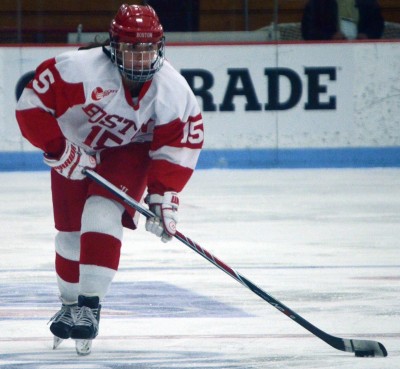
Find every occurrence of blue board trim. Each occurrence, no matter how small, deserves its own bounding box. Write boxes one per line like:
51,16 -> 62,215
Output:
196,147 -> 400,169
1,147 -> 400,171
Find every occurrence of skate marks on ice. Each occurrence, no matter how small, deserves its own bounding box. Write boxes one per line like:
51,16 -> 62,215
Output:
0,348 -> 246,369
0,280 -> 250,320
0,336 -> 397,369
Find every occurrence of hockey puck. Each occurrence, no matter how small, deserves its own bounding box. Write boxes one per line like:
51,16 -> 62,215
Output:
354,350 -> 375,357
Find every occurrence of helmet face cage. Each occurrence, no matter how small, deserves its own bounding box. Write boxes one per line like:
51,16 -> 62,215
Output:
110,38 -> 165,82
109,4 -> 165,82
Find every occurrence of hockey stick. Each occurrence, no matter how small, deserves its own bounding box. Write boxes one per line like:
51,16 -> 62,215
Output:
83,168 -> 388,357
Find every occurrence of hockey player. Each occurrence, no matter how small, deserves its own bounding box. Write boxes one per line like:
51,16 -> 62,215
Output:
15,4 -> 203,355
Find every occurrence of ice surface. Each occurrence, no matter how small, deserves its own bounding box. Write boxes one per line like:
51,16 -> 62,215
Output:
0,168 -> 399,368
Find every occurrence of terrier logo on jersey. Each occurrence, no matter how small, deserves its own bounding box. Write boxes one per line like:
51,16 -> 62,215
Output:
91,87 -> 118,101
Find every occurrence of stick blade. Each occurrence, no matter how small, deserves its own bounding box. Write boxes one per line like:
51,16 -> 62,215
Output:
349,339 -> 388,357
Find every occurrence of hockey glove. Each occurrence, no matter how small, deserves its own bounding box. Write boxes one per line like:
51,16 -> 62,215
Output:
145,192 -> 179,243
43,140 -> 97,180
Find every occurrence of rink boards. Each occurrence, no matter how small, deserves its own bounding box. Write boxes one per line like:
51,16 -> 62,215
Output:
1,41 -> 400,169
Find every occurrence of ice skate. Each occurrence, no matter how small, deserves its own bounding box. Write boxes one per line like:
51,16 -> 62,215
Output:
52,336 -> 64,349
75,339 -> 93,356
48,303 -> 78,348
70,295 -> 101,340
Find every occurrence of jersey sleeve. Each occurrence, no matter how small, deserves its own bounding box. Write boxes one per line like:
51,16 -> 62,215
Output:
15,56 -> 85,155
147,77 -> 204,195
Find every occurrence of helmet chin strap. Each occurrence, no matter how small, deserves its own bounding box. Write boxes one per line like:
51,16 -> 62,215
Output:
102,45 -> 112,60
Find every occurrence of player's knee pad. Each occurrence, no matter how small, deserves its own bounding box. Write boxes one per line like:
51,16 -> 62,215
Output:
81,195 -> 124,240
55,231 -> 80,261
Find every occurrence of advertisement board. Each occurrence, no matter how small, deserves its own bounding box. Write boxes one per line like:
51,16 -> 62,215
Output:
1,42 -> 400,168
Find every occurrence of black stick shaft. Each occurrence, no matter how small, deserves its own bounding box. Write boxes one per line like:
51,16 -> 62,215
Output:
83,169 -> 387,357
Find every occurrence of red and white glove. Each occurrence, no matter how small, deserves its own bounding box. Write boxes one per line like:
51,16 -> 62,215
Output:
43,140 -> 97,180
145,192 -> 179,243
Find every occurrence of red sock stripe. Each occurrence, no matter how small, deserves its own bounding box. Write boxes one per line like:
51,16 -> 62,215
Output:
80,232 -> 121,270
55,253 -> 79,283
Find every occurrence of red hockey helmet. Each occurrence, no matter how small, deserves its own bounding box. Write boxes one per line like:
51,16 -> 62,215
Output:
109,4 -> 165,82
110,4 -> 164,44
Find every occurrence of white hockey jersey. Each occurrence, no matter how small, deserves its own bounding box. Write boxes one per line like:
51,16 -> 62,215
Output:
16,46 -> 204,194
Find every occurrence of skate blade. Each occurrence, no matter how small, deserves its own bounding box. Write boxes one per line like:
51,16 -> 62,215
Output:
53,336 -> 64,350
75,339 -> 92,356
